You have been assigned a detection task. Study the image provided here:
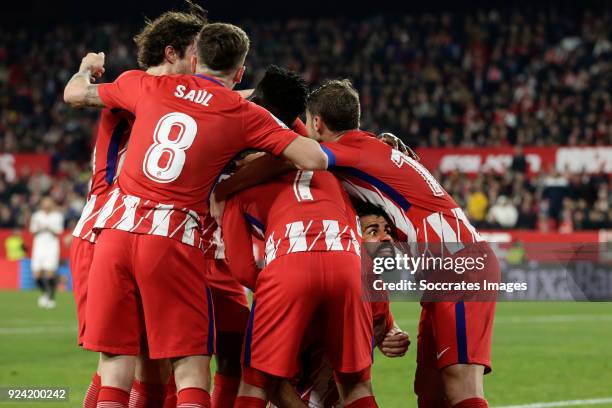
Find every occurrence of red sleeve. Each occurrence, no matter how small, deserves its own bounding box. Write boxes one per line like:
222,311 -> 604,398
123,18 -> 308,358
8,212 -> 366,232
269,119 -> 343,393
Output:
222,195 -> 260,291
98,70 -> 147,113
372,301 -> 394,336
291,118 -> 308,136
241,101 -> 299,156
320,140 -> 361,168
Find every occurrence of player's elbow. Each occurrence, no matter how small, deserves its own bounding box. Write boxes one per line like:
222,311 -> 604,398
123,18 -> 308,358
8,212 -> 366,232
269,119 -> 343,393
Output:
294,147 -> 328,171
63,87 -> 79,106
63,84 -> 85,107
283,137 -> 328,171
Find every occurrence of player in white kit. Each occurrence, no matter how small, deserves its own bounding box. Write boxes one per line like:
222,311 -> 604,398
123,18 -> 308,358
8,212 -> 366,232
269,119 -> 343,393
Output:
29,196 -> 64,309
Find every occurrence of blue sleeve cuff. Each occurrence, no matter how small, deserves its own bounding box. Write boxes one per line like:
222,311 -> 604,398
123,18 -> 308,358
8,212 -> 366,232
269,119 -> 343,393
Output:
320,145 -> 336,168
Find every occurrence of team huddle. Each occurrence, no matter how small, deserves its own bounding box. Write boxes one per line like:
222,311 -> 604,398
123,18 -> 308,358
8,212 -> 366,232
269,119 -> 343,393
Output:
63,4 -> 497,408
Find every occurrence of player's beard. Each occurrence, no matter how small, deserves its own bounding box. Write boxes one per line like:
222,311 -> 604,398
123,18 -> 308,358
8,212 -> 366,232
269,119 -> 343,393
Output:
374,242 -> 396,259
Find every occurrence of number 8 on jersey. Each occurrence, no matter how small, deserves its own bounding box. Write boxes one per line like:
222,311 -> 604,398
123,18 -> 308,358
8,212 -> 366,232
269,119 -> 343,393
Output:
143,112 -> 198,183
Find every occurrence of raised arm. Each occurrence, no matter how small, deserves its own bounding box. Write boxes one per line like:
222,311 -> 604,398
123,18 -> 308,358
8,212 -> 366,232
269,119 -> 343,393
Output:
243,102 -> 328,172
63,52 -> 106,108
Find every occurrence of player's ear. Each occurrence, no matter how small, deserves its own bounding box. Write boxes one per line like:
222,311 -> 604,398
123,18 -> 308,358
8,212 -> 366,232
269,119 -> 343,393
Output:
164,45 -> 177,64
234,65 -> 246,84
190,54 -> 197,74
314,115 -> 324,134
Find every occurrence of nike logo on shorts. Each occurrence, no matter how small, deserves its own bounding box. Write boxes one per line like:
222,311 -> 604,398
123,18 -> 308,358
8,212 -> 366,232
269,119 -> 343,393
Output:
437,347 -> 450,360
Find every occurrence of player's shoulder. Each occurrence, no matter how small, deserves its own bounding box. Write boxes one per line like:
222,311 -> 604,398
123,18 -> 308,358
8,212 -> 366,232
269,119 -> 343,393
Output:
241,99 -> 289,127
348,130 -> 380,145
237,95 -> 263,113
349,130 -> 393,159
116,70 -> 147,80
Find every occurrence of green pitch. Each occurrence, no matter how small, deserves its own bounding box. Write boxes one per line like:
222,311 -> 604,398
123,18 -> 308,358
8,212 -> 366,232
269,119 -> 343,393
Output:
0,292 -> 611,407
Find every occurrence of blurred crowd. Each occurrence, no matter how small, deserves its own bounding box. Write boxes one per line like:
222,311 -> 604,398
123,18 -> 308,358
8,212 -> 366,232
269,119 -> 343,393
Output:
244,10 -> 611,148
440,168 -> 611,232
0,7 -> 610,231
0,161 -> 89,231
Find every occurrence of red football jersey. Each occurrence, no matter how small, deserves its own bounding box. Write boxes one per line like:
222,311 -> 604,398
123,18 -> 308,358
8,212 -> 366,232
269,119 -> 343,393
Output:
222,170 -> 360,290
321,131 -> 484,246
93,70 -> 299,248
202,117 -> 310,259
72,107 -> 133,241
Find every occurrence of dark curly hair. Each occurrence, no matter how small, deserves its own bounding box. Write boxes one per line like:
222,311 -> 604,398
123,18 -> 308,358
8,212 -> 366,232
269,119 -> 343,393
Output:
352,199 -> 392,225
133,0 -> 208,69
249,65 -> 308,126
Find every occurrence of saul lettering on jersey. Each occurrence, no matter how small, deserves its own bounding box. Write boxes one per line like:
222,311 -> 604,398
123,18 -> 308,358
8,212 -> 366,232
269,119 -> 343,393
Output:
89,70 -> 300,248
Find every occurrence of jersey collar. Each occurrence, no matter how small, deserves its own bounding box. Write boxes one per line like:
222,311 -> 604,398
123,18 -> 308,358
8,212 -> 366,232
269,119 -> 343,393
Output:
194,74 -> 226,87
340,129 -> 371,141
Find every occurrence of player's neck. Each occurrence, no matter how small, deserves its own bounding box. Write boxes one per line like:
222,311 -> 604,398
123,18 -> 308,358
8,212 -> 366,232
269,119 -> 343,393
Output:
324,129 -> 356,143
195,67 -> 234,89
146,64 -> 178,76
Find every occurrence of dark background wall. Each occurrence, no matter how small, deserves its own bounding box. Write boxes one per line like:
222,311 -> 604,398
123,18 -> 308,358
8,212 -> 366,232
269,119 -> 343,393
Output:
2,0 -> 609,24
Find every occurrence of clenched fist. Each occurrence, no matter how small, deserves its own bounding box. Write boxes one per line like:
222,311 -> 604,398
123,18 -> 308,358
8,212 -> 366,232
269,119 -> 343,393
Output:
79,52 -> 105,82
379,326 -> 410,358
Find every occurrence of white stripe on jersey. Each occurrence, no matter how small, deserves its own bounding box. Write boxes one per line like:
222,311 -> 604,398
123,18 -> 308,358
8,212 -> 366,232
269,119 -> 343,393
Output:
425,212 -> 464,255
286,220 -> 312,253
265,232 -> 281,264
181,210 -> 199,246
114,195 -> 140,231
212,226 -> 225,259
293,170 -> 314,202
94,189 -> 121,229
168,208 -> 190,238
129,201 -> 153,232
340,178 -> 418,242
72,195 -> 97,237
149,204 -> 173,236
322,220 -> 345,251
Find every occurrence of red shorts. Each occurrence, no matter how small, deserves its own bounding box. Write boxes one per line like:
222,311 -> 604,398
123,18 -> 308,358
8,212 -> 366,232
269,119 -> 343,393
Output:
83,229 -> 215,359
416,301 -> 495,374
205,259 -> 250,334
291,301 -> 389,407
70,238 -> 96,346
244,251 -> 373,378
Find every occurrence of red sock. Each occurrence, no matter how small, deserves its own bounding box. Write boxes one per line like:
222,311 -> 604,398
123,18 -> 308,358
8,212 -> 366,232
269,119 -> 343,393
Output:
233,396 -> 267,408
129,379 -> 166,408
97,386 -> 130,408
453,398 -> 488,408
163,375 -> 177,408
345,396 -> 379,408
84,373 -> 101,408
177,387 -> 211,408
212,373 -> 241,408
